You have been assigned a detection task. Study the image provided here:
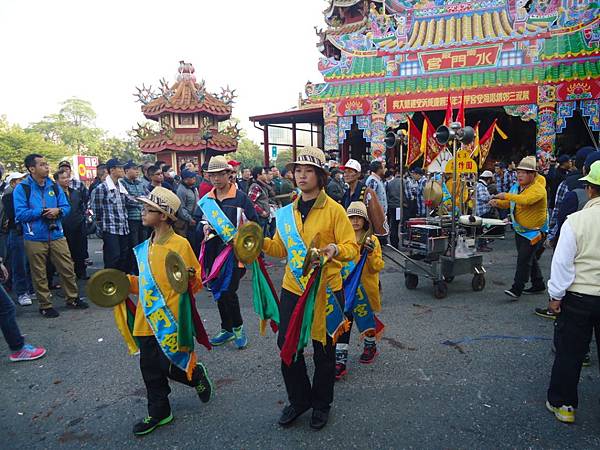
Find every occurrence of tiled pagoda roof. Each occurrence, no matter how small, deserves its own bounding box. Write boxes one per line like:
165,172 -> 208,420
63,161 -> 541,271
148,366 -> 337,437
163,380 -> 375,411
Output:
139,131 -> 237,154
311,60 -> 600,101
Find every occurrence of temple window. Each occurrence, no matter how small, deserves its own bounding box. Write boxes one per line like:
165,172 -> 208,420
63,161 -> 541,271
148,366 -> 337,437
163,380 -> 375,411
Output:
400,61 -> 420,77
499,51 -> 524,67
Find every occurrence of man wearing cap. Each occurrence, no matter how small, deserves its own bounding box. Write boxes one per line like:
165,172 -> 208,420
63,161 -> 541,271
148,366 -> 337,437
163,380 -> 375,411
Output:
535,151 -> 600,320
545,160 -> 600,424
326,168 -> 345,203
547,154 -> 572,212
475,170 -> 495,252
341,158 -> 388,241
90,158 -> 132,273
175,169 -> 199,244
366,160 -> 388,215
490,156 -> 548,299
121,161 -> 148,275
262,146 -> 358,430
54,168 -> 89,280
548,146 -> 596,244
198,156 -> 258,350
1,172 -> 35,305
14,154 -> 87,318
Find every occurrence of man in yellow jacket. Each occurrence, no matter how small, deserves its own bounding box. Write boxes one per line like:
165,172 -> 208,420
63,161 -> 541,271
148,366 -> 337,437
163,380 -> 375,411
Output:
490,156 -> 548,299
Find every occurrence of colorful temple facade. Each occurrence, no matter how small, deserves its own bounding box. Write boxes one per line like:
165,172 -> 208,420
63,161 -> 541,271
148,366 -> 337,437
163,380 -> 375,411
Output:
289,0 -> 600,166
135,61 -> 240,170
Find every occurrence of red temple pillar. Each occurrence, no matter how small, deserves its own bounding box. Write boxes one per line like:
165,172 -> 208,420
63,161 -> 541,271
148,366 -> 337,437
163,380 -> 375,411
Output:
292,122 -> 297,161
263,125 -> 269,167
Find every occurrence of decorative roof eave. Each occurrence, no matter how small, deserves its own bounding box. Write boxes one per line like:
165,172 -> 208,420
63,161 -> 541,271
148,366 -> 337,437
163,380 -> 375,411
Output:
142,106 -> 232,121
139,132 -> 238,154
324,0 -> 371,20
310,59 -> 600,101
325,17 -> 368,38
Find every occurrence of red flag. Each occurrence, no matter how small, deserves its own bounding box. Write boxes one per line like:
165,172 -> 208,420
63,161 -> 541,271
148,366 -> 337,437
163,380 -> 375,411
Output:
406,117 -> 423,168
421,112 -> 441,167
456,91 -> 465,127
478,119 -> 498,169
444,94 -> 453,127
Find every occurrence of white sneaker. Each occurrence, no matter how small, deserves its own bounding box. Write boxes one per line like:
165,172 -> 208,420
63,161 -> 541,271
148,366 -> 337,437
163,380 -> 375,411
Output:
17,294 -> 32,306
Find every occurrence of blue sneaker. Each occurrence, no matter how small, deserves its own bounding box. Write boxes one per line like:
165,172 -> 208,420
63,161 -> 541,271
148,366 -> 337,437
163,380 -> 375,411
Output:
233,325 -> 248,349
210,329 -> 235,346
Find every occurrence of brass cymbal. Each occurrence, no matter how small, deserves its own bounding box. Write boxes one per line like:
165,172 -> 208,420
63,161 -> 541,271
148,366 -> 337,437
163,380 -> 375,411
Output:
234,222 -> 264,265
424,179 -> 443,207
301,233 -> 321,277
165,251 -> 189,294
86,269 -> 129,308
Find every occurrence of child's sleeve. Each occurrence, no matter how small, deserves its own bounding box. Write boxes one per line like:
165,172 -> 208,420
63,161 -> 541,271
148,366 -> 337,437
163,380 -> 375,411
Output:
365,238 -> 385,274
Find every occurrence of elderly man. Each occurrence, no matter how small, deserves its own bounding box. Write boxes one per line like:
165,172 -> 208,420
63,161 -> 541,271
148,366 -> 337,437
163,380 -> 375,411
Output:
490,156 -> 548,299
545,160 -> 600,424
341,158 -> 388,242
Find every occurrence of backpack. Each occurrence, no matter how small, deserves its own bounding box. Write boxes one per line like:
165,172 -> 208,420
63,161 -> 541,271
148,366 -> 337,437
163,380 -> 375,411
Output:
21,182 -> 60,208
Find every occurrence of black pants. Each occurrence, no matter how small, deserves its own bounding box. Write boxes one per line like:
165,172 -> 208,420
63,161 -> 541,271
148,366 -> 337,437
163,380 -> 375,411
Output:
102,232 -> 129,272
277,289 -> 338,412
216,267 -> 245,332
387,211 -> 401,249
64,223 -> 87,277
138,336 -> 200,418
548,292 -> 600,409
511,233 -> 544,295
127,220 -> 146,275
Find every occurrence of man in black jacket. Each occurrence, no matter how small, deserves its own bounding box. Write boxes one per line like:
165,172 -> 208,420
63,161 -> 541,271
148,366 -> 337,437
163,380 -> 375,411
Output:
55,169 -> 88,280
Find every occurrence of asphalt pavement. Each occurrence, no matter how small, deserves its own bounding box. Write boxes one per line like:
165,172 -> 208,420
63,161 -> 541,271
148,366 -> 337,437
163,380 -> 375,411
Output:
2,233 -> 600,449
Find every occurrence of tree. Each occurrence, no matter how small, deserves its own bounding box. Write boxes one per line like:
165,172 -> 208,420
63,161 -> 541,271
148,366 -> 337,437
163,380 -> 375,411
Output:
234,137 -> 264,168
0,116 -> 68,171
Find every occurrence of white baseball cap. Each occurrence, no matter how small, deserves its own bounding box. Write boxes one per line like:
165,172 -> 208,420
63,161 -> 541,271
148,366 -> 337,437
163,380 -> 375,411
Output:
340,159 -> 361,173
5,172 -> 27,184
480,170 -> 494,178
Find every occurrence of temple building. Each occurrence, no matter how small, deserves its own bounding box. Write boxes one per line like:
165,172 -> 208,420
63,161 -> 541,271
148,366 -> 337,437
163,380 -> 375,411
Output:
252,0 -> 600,169
135,61 -> 239,170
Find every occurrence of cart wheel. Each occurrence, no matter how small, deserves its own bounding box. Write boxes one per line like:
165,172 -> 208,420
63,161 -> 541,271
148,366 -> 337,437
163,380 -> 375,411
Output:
472,274 -> 486,292
443,275 -> 455,283
433,281 -> 448,299
405,273 -> 418,290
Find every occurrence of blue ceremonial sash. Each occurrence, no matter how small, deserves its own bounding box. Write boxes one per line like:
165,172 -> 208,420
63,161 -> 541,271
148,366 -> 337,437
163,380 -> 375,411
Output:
197,195 -> 237,243
275,204 -> 345,338
341,259 -> 377,335
134,239 -> 193,373
509,183 -> 549,242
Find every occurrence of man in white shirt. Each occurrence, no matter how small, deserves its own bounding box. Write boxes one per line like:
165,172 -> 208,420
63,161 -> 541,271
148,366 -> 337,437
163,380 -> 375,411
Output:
546,160 -> 600,425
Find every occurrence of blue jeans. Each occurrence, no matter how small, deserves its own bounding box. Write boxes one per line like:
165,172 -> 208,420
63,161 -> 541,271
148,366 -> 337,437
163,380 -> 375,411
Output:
6,230 -> 34,296
0,284 -> 24,351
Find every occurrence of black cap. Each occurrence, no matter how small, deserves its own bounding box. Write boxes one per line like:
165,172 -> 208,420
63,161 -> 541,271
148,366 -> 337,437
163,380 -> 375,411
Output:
123,160 -> 139,171
106,158 -> 124,170
58,160 -> 71,168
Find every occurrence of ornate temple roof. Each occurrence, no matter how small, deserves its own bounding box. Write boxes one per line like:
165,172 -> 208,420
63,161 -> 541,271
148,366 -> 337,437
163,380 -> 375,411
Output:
139,62 -> 232,120
311,60 -> 600,101
139,131 -> 238,154
405,9 -> 514,50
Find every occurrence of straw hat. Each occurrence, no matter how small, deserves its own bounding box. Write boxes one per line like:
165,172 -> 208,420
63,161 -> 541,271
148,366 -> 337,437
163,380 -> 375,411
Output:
346,201 -> 369,222
205,156 -> 233,173
137,186 -> 181,221
285,146 -> 327,172
516,156 -> 537,172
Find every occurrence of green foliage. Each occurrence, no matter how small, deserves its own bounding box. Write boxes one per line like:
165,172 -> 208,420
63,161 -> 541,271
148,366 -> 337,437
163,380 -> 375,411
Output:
0,116 -> 68,171
0,97 -> 152,171
234,137 -> 264,168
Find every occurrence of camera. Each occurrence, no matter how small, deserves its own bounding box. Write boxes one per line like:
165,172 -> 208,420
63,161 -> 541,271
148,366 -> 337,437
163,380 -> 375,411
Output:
42,209 -> 60,231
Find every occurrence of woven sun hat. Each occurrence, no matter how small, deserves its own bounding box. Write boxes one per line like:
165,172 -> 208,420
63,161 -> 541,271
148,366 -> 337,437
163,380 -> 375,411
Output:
346,201 -> 369,222
205,155 -> 233,173
480,170 -> 494,179
137,186 -> 181,221
285,146 -> 327,172
340,159 -> 362,173
516,156 -> 537,172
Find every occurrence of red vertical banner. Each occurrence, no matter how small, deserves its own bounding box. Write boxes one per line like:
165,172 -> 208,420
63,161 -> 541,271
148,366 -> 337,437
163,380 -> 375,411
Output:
406,118 -> 423,168
421,113 -> 441,167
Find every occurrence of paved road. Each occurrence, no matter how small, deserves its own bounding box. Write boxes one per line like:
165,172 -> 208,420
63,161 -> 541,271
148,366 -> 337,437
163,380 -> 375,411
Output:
2,234 -> 600,449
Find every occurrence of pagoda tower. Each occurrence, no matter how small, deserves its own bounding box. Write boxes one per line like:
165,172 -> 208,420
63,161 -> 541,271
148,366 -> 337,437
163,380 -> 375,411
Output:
134,61 -> 240,170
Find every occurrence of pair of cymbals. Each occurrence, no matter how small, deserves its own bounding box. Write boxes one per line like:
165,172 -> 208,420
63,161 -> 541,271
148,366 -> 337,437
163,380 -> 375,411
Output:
86,251 -> 190,308
234,222 -> 264,265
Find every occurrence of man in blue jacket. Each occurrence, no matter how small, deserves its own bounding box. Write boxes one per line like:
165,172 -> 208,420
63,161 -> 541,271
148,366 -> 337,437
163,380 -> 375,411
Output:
13,154 -> 88,318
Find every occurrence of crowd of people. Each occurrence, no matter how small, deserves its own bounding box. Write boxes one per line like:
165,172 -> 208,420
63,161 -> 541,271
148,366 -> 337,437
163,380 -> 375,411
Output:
1,143 -> 599,432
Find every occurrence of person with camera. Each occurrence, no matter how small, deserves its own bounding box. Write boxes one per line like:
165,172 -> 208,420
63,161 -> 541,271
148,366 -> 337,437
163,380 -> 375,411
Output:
13,154 -> 88,318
